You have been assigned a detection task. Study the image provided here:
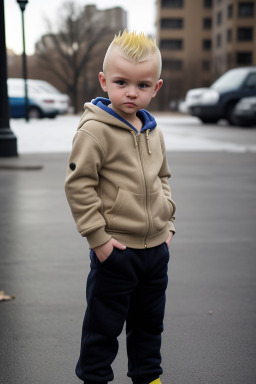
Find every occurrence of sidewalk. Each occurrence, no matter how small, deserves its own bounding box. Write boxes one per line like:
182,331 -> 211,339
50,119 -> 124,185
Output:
0,151 -> 256,384
9,115 -> 256,154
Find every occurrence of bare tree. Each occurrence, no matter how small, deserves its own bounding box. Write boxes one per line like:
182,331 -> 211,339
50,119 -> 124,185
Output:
35,2 -> 109,113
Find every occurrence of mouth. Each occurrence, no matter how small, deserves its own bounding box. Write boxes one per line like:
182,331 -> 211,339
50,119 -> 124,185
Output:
124,102 -> 136,108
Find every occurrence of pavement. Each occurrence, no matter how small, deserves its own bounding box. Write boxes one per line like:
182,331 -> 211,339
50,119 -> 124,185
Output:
0,146 -> 256,383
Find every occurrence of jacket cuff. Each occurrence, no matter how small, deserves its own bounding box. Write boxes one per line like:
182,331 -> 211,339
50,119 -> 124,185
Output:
86,227 -> 112,249
168,220 -> 175,234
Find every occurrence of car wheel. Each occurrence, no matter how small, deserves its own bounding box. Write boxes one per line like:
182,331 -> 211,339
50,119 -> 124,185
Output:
226,103 -> 238,126
28,107 -> 42,119
200,118 -> 218,124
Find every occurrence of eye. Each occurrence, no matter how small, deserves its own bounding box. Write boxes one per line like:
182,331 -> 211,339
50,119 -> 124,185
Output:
116,80 -> 125,86
138,83 -> 149,89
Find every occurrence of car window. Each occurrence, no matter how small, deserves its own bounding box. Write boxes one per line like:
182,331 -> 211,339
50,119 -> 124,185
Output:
211,68 -> 250,91
37,84 -> 61,94
244,73 -> 256,88
28,84 -> 40,96
8,83 -> 24,97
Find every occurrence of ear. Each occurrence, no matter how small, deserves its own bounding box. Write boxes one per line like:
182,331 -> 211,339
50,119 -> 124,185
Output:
99,72 -> 107,92
152,79 -> 163,98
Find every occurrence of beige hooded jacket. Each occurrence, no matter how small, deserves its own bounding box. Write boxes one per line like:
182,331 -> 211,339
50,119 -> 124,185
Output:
65,98 -> 176,249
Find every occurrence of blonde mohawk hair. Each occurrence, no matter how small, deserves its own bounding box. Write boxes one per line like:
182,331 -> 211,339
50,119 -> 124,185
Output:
112,30 -> 158,63
103,30 -> 162,78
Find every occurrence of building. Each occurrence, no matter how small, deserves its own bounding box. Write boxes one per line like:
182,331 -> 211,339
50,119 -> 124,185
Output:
156,0 -> 256,110
83,4 -> 127,31
212,0 -> 256,77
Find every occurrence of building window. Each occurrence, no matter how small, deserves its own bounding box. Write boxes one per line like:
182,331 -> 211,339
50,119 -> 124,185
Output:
202,60 -> 210,72
162,0 -> 183,7
160,39 -> 183,50
203,18 -> 212,29
236,52 -> 253,65
161,18 -> 183,29
202,39 -> 212,50
217,11 -> 222,26
204,0 -> 212,8
227,4 -> 233,18
162,59 -> 183,70
238,2 -> 254,17
216,34 -> 222,47
227,29 -> 232,43
237,27 -> 253,41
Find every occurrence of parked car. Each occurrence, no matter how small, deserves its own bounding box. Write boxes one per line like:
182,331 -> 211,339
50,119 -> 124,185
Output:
8,78 -> 70,119
185,67 -> 256,125
234,96 -> 256,127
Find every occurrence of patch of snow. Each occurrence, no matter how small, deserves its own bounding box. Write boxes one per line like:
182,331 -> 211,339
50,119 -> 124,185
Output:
10,115 -> 256,154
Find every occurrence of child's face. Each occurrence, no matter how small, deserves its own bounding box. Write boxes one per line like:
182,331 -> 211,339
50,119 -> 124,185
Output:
99,46 -> 163,123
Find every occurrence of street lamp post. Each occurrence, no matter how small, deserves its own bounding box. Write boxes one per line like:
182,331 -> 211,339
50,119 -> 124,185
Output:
17,0 -> 29,122
0,0 -> 18,157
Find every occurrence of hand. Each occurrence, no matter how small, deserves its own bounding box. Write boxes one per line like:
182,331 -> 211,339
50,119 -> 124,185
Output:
165,231 -> 174,248
93,238 -> 126,263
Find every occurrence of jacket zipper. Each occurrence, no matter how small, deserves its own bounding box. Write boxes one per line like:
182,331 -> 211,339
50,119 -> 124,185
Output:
135,130 -> 150,248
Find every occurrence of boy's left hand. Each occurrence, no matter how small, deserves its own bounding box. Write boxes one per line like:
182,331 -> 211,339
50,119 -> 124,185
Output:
165,231 -> 174,248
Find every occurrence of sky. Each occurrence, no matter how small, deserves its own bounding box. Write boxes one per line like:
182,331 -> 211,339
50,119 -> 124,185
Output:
4,0 -> 156,55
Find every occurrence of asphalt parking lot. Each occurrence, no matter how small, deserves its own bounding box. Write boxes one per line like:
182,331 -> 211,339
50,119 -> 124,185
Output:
0,117 -> 256,384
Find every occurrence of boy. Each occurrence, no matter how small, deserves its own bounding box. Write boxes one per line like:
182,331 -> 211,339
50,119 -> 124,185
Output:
65,30 -> 176,384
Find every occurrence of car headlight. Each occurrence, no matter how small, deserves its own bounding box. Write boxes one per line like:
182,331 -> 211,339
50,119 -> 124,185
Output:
236,99 -> 256,111
236,103 -> 251,111
200,90 -> 219,105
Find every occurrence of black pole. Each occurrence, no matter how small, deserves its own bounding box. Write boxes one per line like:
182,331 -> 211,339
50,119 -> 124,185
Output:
21,7 -> 29,122
0,0 -> 18,157
18,0 -> 29,122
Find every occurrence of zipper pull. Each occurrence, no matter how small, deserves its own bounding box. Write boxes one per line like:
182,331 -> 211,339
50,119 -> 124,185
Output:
136,132 -> 140,145
146,129 -> 152,154
130,131 -> 138,147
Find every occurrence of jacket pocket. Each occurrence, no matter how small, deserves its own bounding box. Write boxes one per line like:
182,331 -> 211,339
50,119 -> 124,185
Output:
149,188 -> 172,234
107,188 -> 147,234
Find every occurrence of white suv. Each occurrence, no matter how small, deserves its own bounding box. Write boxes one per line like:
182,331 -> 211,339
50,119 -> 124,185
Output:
8,78 -> 70,119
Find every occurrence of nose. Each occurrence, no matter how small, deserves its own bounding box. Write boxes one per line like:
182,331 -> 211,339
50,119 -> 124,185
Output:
126,86 -> 137,98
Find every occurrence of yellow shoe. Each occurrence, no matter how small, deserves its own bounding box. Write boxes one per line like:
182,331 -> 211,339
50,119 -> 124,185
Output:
149,379 -> 161,384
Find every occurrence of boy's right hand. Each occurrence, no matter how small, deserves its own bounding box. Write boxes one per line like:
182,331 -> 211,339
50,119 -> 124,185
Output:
93,238 -> 126,263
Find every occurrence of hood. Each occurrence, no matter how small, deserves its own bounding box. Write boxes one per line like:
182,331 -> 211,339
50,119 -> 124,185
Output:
78,97 -> 157,133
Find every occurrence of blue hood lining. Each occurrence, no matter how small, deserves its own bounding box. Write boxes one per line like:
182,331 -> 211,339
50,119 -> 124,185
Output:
92,97 -> 156,133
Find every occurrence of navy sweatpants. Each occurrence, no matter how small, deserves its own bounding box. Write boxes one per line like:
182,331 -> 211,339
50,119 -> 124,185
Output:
76,243 -> 169,384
